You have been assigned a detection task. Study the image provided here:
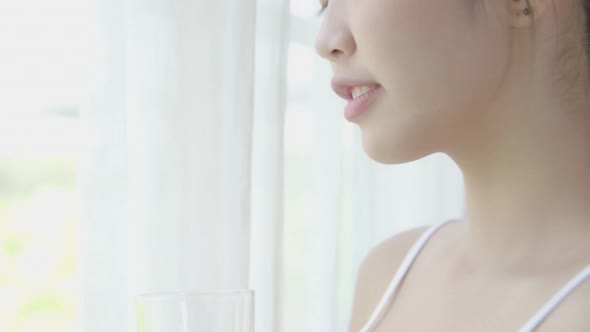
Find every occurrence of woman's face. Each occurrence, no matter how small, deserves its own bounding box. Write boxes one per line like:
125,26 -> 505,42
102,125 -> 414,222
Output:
315,0 -> 513,163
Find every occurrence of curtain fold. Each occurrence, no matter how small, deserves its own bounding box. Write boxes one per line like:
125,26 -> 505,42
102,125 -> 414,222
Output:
125,0 -> 256,292
78,0 -> 129,329
81,0 -> 258,331
249,0 -> 290,331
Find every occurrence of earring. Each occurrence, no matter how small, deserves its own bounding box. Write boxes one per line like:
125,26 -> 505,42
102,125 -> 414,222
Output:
516,7 -> 532,16
513,0 -> 532,16
522,7 -> 532,15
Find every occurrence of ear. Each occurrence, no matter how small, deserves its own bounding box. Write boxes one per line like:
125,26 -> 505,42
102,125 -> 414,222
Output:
510,0 -> 550,28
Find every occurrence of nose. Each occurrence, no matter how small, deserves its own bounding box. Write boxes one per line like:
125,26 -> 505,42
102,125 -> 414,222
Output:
314,13 -> 356,63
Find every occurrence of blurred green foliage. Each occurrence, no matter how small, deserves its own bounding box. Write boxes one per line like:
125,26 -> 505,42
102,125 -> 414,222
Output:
0,157 -> 77,331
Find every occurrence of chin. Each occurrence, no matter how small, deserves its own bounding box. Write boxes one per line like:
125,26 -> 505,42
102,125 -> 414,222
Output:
360,132 -> 434,165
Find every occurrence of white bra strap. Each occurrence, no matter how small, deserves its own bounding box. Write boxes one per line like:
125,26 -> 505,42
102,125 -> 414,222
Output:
360,219 -> 459,332
519,265 -> 590,332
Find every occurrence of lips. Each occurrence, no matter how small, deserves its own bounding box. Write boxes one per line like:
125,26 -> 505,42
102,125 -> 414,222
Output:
330,77 -> 381,101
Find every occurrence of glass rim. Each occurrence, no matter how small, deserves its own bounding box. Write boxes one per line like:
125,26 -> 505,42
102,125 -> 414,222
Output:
136,289 -> 254,300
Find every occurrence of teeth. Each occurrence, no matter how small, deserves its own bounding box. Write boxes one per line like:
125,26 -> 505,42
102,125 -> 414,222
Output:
352,85 -> 377,99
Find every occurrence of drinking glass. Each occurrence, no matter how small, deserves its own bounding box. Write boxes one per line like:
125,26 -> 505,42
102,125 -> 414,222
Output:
136,290 -> 254,332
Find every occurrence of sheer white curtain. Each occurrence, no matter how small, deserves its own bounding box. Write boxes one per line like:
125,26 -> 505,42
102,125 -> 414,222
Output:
80,0 -> 257,330
79,0 -> 465,331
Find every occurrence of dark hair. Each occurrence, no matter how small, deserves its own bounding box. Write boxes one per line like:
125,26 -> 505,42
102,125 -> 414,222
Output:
571,0 -> 589,99
536,0 -> 590,99
584,1 -> 590,60
571,0 -> 590,104
515,0 -> 590,105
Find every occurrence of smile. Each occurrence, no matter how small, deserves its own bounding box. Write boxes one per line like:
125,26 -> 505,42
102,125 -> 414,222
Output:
344,85 -> 383,122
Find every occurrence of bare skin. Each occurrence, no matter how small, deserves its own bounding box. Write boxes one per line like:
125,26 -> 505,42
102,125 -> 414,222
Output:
348,221 -> 590,331
315,0 -> 590,329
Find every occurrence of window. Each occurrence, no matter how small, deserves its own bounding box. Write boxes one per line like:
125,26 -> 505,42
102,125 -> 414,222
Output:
0,0 -> 92,330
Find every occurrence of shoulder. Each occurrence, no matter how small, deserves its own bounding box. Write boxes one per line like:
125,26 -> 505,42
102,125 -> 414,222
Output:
538,267 -> 590,332
347,224 -> 431,332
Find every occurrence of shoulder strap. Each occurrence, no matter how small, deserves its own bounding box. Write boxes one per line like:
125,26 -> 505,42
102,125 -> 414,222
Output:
519,265 -> 590,332
360,218 -> 460,332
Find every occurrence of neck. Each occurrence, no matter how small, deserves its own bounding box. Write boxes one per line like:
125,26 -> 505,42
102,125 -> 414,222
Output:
449,90 -> 590,273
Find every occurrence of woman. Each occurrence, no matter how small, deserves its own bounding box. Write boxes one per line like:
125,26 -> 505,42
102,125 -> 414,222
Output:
314,0 -> 590,331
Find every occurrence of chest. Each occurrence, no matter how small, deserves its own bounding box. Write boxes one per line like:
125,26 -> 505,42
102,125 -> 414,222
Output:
371,265 -> 590,332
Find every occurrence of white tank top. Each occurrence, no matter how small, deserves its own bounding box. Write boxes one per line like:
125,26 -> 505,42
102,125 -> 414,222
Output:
360,219 -> 590,332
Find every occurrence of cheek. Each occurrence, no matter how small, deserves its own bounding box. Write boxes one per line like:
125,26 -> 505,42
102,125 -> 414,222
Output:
351,0 -> 445,62
354,0 -> 506,106
350,0 -> 508,162
352,1 -> 459,105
